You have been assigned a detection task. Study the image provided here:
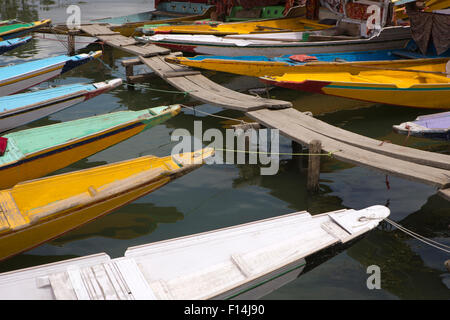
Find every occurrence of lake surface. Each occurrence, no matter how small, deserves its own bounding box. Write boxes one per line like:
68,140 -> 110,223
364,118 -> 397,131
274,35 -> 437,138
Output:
0,0 -> 449,300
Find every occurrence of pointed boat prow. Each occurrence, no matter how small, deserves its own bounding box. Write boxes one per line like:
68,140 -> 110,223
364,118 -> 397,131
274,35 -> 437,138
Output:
171,147 -> 215,168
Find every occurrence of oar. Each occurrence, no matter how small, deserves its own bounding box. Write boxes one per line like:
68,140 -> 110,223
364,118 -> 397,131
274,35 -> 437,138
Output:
255,25 -> 293,32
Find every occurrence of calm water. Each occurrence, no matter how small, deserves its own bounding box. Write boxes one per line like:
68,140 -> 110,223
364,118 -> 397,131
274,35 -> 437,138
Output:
1,0 -> 449,300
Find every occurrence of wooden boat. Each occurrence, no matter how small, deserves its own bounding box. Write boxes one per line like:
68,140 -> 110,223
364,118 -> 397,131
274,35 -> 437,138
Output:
165,47 -> 450,77
0,205 -> 389,299
0,19 -> 51,41
92,1 -> 215,37
136,5 -> 292,33
261,58 -> 450,109
0,79 -> 122,133
140,16 -> 329,35
0,36 -> 32,55
393,111 -> 450,141
0,51 -> 102,97
136,26 -> 412,57
0,105 -> 181,189
0,148 -> 213,262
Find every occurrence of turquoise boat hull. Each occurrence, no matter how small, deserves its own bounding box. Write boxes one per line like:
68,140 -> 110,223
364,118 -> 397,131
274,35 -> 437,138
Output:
0,79 -> 123,133
0,51 -> 102,97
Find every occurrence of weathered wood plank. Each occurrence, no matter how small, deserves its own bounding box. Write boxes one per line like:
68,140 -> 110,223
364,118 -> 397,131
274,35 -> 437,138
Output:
276,108 -> 450,170
79,24 -> 119,36
139,56 -> 289,111
247,109 -> 450,188
438,188 -> 450,201
307,140 -> 322,192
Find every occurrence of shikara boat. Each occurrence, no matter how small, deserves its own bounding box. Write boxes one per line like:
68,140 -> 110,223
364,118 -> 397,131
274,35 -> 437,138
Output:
261,58 -> 450,109
0,36 -> 32,55
140,16 -> 329,35
393,111 -> 450,141
0,148 -> 213,262
0,19 -> 51,41
0,51 -> 102,97
92,1 -> 215,37
0,105 -> 181,189
136,26 -> 412,57
0,79 -> 122,133
137,5 -> 293,33
165,47 -> 450,77
0,205 -> 390,299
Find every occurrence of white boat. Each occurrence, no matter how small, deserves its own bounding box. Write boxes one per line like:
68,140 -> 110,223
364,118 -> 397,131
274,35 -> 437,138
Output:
0,79 -> 122,133
0,205 -> 389,300
136,26 -> 412,57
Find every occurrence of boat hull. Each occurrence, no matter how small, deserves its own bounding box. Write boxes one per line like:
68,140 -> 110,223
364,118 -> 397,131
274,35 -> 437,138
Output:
144,17 -> 328,35
264,78 -> 450,109
0,51 -> 102,97
0,174 -> 171,261
0,79 -> 122,133
0,36 -> 32,55
0,20 -> 51,41
0,106 -> 180,189
142,37 -> 410,57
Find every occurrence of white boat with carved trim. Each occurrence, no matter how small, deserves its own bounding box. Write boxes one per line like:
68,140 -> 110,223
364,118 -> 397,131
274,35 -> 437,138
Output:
0,205 -> 389,300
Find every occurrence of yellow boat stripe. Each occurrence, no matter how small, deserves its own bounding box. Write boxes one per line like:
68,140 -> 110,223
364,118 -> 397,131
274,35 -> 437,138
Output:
0,65 -> 64,87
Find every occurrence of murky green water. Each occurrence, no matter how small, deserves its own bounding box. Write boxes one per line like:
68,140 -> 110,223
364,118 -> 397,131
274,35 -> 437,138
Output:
0,0 -> 449,300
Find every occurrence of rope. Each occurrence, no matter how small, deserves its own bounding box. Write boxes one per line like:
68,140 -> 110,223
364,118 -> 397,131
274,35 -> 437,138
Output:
385,218 -> 450,254
214,148 -> 339,158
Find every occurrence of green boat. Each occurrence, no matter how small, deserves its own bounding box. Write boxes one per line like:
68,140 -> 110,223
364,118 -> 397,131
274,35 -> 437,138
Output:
0,105 -> 181,189
0,19 -> 51,40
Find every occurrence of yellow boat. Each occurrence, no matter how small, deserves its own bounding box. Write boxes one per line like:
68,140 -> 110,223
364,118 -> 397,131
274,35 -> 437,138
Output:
262,58 -> 450,109
144,16 -> 329,35
0,148 -> 213,261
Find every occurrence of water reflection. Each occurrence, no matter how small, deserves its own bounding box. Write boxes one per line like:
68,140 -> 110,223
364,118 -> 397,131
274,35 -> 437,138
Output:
347,195 -> 450,299
51,203 -> 184,244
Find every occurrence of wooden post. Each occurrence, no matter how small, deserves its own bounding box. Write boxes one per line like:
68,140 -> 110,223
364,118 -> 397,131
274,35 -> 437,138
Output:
292,141 -> 304,172
67,30 -> 77,56
307,140 -> 322,192
125,65 -> 134,90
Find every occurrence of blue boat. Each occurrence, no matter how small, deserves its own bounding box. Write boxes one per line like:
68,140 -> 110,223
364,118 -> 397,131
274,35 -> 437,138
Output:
0,36 -> 32,55
393,112 -> 450,141
0,78 -> 122,133
0,51 -> 102,97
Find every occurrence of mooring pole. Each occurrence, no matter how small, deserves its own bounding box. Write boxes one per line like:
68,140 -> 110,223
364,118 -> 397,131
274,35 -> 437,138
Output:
67,30 -> 77,56
307,139 -> 322,192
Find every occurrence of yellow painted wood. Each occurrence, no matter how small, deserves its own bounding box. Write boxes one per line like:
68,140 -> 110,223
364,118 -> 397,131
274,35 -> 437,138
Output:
0,121 -> 147,190
148,17 -> 329,35
268,58 -> 450,109
166,56 -> 293,77
0,148 -> 213,261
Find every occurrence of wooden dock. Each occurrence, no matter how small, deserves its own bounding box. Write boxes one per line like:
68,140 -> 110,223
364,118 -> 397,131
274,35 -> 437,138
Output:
78,24 -> 450,198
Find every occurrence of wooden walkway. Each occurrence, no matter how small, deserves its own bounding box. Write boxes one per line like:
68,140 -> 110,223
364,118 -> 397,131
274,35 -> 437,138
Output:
79,24 -> 450,198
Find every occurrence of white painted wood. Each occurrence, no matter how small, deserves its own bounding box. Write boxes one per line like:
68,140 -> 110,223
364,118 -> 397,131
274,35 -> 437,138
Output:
138,26 -> 411,57
0,206 -> 389,300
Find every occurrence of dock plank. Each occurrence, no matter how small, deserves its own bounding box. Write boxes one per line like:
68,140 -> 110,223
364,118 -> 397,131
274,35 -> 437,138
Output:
247,108 -> 450,189
140,56 -> 292,111
274,108 -> 450,170
438,188 -> 450,201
